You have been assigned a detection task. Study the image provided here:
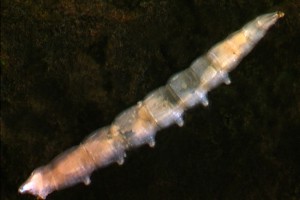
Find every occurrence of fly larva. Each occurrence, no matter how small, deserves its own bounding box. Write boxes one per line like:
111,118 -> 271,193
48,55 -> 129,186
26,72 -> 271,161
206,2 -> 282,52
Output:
19,11 -> 284,199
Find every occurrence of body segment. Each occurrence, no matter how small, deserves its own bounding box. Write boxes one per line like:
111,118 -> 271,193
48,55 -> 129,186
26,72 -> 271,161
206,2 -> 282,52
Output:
19,11 -> 284,199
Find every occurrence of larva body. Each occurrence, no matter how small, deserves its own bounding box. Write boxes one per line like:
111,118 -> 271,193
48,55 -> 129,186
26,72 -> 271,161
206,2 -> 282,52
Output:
19,11 -> 284,199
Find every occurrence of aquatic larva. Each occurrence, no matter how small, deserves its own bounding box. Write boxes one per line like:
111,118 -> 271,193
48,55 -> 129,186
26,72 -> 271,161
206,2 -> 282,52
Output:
19,11 -> 284,199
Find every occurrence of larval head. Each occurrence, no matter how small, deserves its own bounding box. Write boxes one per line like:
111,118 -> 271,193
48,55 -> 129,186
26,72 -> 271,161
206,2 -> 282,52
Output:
19,167 -> 51,199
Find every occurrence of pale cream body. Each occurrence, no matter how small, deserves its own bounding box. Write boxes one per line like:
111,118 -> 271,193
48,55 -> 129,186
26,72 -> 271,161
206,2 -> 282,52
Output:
19,11 -> 284,199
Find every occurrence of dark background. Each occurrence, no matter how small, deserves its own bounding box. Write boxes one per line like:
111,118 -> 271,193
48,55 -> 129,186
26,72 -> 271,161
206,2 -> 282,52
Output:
1,0 -> 299,199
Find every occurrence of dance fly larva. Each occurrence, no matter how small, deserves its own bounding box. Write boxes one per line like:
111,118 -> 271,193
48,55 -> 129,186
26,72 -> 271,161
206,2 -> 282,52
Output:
19,11 -> 284,199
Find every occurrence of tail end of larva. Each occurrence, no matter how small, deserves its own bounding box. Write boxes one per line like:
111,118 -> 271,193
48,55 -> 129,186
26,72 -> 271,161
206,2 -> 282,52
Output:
277,11 -> 285,18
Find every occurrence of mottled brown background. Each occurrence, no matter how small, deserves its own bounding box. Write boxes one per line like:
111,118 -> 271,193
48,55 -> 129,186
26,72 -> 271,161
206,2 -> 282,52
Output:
1,0 -> 299,199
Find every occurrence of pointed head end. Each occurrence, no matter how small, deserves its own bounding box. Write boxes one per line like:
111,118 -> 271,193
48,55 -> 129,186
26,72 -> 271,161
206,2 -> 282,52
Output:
18,168 -> 49,199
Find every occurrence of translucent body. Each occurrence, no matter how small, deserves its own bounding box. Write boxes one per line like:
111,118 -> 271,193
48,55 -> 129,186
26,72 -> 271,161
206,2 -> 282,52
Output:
18,11 -> 284,199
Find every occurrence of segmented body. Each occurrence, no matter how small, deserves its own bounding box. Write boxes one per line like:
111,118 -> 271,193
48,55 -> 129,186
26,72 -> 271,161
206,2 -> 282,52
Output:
19,11 -> 284,199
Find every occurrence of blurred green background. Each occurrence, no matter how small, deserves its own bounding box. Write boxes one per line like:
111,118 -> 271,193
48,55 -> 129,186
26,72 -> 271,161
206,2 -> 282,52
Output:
1,0 -> 299,199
